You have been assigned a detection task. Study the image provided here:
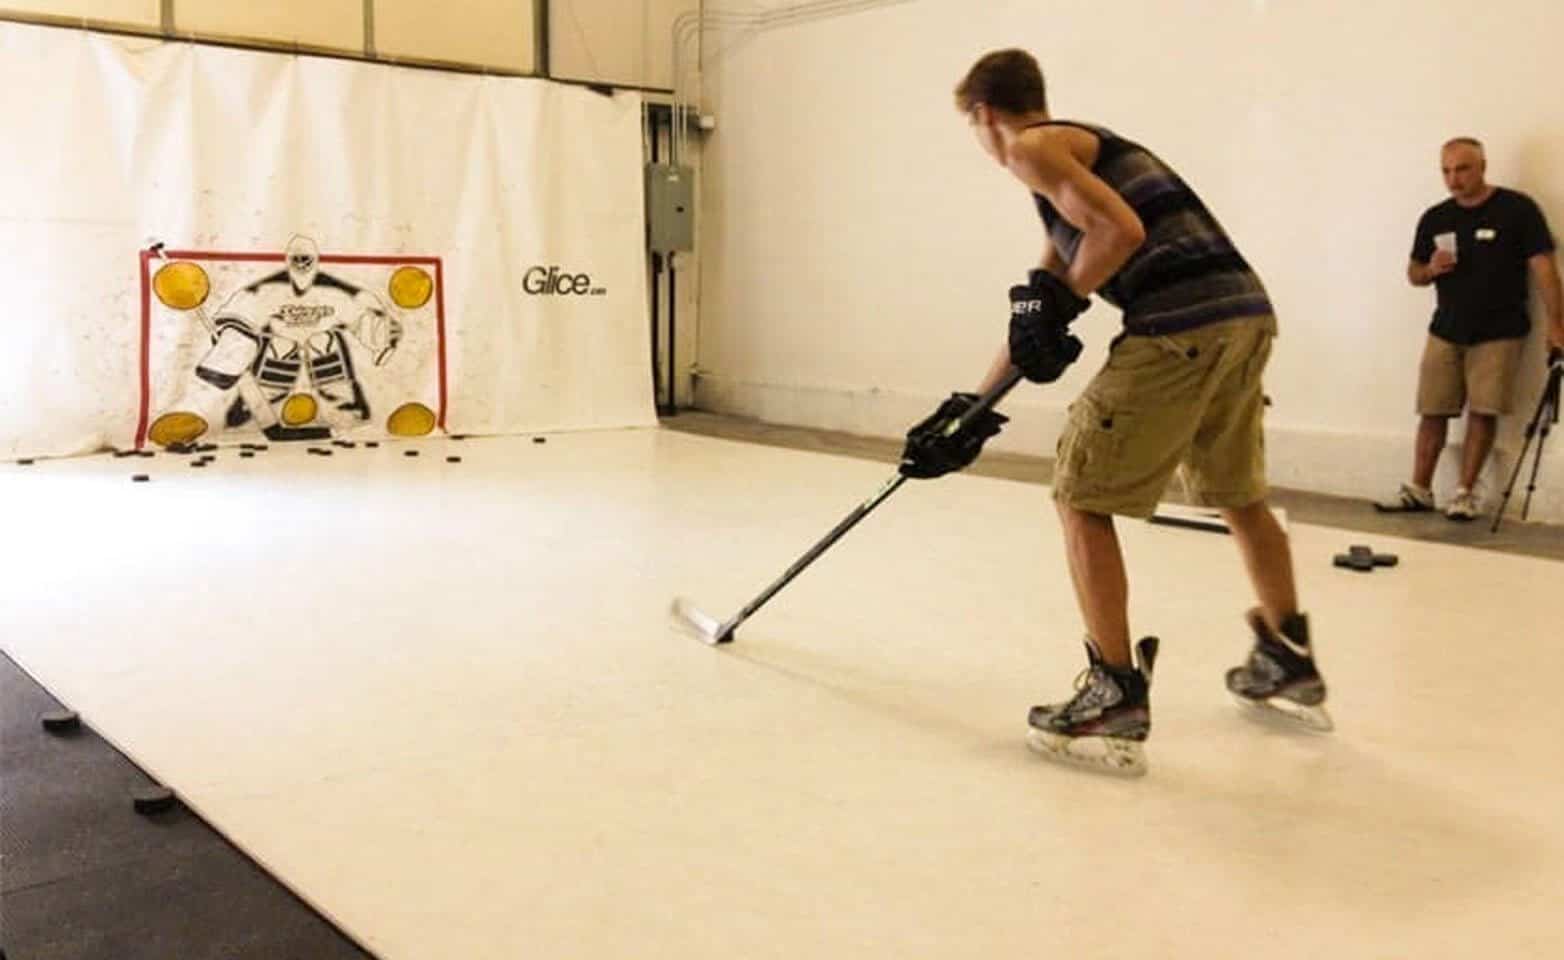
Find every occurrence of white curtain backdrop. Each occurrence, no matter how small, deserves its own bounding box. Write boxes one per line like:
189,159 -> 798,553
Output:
0,21 -> 654,457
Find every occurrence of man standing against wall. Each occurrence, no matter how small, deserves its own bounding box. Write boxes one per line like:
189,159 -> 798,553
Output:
899,49 -> 1327,777
1379,138 -> 1563,520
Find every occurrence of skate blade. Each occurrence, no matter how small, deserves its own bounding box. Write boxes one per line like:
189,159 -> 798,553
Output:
1025,728 -> 1147,778
1232,694 -> 1334,733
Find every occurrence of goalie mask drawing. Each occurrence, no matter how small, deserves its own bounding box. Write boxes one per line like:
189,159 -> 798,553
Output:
140,236 -> 446,447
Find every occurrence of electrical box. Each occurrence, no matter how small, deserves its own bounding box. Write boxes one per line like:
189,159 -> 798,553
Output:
646,163 -> 694,253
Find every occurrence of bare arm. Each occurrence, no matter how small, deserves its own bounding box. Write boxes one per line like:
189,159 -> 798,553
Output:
1410,251 -> 1456,286
973,144 -> 1138,394
1040,242 -> 1068,275
1008,133 -> 1146,297
1530,252 -> 1564,349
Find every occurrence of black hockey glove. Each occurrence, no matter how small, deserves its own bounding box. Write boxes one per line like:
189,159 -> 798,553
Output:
899,392 -> 1009,479
1008,270 -> 1088,383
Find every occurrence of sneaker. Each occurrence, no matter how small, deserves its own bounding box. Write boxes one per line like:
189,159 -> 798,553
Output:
1373,482 -> 1435,513
1226,609 -> 1332,732
1026,637 -> 1158,777
1445,488 -> 1478,521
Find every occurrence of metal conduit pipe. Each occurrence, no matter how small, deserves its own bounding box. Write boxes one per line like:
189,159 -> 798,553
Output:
668,0 -> 918,162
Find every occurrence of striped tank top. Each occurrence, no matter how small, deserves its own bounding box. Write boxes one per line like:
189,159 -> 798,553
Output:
1030,121 -> 1272,335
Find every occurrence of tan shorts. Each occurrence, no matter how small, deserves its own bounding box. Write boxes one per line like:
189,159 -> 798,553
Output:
1416,334 -> 1523,416
1053,316 -> 1276,519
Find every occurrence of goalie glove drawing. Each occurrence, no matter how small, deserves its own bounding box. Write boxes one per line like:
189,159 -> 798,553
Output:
346,303 -> 403,367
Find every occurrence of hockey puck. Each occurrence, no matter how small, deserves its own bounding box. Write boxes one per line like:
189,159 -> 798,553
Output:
452,434 -> 469,440
366,442 -> 380,448
132,785 -> 178,815
446,455 -> 462,463
17,459 -> 34,465
532,437 -> 546,444
114,450 -> 136,458
332,440 -> 355,448
41,709 -> 81,733
132,474 -> 150,482
404,450 -> 419,457
196,443 -> 217,452
190,461 -> 206,468
239,451 -> 255,459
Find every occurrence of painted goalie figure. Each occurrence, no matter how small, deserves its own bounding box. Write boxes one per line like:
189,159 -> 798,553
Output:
145,240 -> 416,450
195,236 -> 403,441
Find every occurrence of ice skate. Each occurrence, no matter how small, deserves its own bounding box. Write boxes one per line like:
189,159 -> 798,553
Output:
1226,609 -> 1332,732
1026,636 -> 1158,777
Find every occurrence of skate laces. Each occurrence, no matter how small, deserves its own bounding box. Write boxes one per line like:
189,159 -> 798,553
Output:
1065,665 -> 1120,714
1244,647 -> 1285,686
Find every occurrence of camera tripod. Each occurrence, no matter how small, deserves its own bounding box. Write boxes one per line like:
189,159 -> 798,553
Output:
1491,351 -> 1563,533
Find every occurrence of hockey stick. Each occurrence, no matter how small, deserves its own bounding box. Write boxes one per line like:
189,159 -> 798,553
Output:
671,367 -> 1026,645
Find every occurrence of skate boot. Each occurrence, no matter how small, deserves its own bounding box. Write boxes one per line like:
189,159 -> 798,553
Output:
1026,636 -> 1158,777
1226,609 -> 1332,732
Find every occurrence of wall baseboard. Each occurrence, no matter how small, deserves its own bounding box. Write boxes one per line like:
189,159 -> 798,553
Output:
691,373 -> 1564,524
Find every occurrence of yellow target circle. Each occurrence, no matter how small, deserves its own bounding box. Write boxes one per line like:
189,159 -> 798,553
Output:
281,394 -> 319,426
387,402 -> 436,437
152,261 -> 211,310
388,266 -> 433,309
148,411 -> 209,447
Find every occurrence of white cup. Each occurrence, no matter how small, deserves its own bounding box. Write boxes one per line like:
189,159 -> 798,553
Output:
1434,232 -> 1457,259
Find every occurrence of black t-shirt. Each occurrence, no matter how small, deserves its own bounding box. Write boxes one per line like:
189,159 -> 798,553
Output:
1411,187 -> 1554,344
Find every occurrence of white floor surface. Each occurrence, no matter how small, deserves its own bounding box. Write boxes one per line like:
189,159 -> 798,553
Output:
3,428 -> 1561,959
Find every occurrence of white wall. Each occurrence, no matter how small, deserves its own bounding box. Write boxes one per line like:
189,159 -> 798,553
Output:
695,0 -> 1564,521
176,0 -> 365,52
550,0 -> 700,89
5,0 -> 699,85
0,0 -> 157,27
375,0 -> 534,72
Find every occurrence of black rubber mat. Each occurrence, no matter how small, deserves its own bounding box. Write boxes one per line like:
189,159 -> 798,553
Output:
0,651 -> 373,960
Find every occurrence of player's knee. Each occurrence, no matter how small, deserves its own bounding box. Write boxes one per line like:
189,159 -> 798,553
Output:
1219,498 -> 1273,529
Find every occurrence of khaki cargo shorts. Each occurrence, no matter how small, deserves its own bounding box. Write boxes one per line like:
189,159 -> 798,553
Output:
1053,316 -> 1276,519
1416,334 -> 1523,416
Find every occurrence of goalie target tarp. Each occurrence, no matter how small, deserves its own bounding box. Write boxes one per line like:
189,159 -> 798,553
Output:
0,21 -> 654,458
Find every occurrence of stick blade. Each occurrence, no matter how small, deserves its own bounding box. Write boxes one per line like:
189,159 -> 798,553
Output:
670,597 -> 732,645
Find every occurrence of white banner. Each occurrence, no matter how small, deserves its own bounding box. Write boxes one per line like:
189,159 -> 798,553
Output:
0,21 -> 654,458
